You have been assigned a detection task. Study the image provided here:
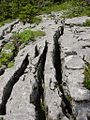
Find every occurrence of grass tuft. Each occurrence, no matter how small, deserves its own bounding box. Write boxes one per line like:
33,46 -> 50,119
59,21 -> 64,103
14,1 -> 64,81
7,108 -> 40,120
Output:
83,19 -> 90,26
30,16 -> 42,25
0,42 -> 15,68
3,42 -> 15,51
0,29 -> 45,69
7,61 -> 14,68
12,29 -> 45,44
83,63 -> 90,90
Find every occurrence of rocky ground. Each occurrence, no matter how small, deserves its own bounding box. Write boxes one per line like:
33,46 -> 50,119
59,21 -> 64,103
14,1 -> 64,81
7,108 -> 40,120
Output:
0,13 -> 90,120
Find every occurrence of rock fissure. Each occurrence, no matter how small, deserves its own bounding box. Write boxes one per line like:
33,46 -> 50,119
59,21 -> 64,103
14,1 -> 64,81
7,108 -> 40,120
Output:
0,15 -> 90,120
34,45 -> 39,58
53,29 -> 75,120
30,41 -> 48,120
0,54 -> 29,115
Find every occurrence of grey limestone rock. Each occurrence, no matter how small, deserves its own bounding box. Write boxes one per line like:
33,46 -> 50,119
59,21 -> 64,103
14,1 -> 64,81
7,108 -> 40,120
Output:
65,56 -> 84,70
65,16 -> 90,26
0,14 -> 90,120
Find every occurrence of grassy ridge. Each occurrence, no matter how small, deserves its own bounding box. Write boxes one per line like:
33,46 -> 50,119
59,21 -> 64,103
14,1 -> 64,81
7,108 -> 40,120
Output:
0,0 -> 90,26
41,1 -> 72,13
41,1 -> 90,18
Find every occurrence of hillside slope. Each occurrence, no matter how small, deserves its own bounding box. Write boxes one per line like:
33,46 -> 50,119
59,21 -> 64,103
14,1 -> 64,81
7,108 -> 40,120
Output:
0,13 -> 90,120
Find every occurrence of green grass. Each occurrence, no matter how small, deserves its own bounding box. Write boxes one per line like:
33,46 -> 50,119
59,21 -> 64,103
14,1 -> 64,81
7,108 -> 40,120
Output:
84,79 -> 90,90
0,19 -> 12,27
41,1 -> 73,14
83,63 -> 90,90
0,30 -> 45,68
40,0 -> 90,18
0,42 -> 15,68
0,16 -> 41,28
66,94 -> 72,103
83,19 -> 90,26
84,5 -> 90,17
62,1 -> 90,18
29,16 -> 42,25
12,29 -> 45,44
0,52 -> 13,67
7,61 -> 14,68
0,1 -> 90,26
3,42 -> 15,51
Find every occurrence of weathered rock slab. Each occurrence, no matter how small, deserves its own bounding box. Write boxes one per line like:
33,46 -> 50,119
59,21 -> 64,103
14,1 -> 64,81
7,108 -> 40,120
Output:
65,16 -> 90,25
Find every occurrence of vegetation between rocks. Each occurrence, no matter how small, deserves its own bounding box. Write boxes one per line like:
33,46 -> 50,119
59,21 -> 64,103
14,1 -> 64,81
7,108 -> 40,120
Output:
83,19 -> 90,26
0,42 -> 15,68
0,30 -> 45,69
84,63 -> 90,90
12,29 -> 45,44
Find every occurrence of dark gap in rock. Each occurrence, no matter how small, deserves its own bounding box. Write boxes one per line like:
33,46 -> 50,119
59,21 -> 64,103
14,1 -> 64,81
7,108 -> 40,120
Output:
87,116 -> 90,120
53,29 -> 62,84
53,29 -> 76,120
65,51 -> 77,57
0,66 -> 6,76
30,41 -> 48,120
0,36 -> 4,40
0,117 -> 4,120
34,45 -> 39,58
60,26 -> 64,36
0,54 -> 29,115
82,45 -> 90,49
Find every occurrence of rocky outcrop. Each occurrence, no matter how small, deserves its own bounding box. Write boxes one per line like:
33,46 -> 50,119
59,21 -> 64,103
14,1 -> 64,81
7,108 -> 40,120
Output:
60,18 -> 90,119
0,15 -> 90,120
65,16 -> 90,26
0,19 -> 19,39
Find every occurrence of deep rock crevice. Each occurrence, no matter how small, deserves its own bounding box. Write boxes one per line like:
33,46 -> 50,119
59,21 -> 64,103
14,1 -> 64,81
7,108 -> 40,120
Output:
0,54 -> 29,115
30,41 -> 48,120
34,45 -> 39,58
53,29 -> 76,120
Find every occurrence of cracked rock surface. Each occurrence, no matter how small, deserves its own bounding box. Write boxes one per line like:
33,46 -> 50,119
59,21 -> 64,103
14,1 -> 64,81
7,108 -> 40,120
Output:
61,19 -> 90,119
0,14 -> 90,120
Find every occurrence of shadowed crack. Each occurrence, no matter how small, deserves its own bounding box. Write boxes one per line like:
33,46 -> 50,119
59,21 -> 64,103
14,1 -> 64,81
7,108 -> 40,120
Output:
0,54 -> 29,115
30,41 -> 48,120
53,29 -> 76,120
53,31 -> 62,84
34,45 -> 39,58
